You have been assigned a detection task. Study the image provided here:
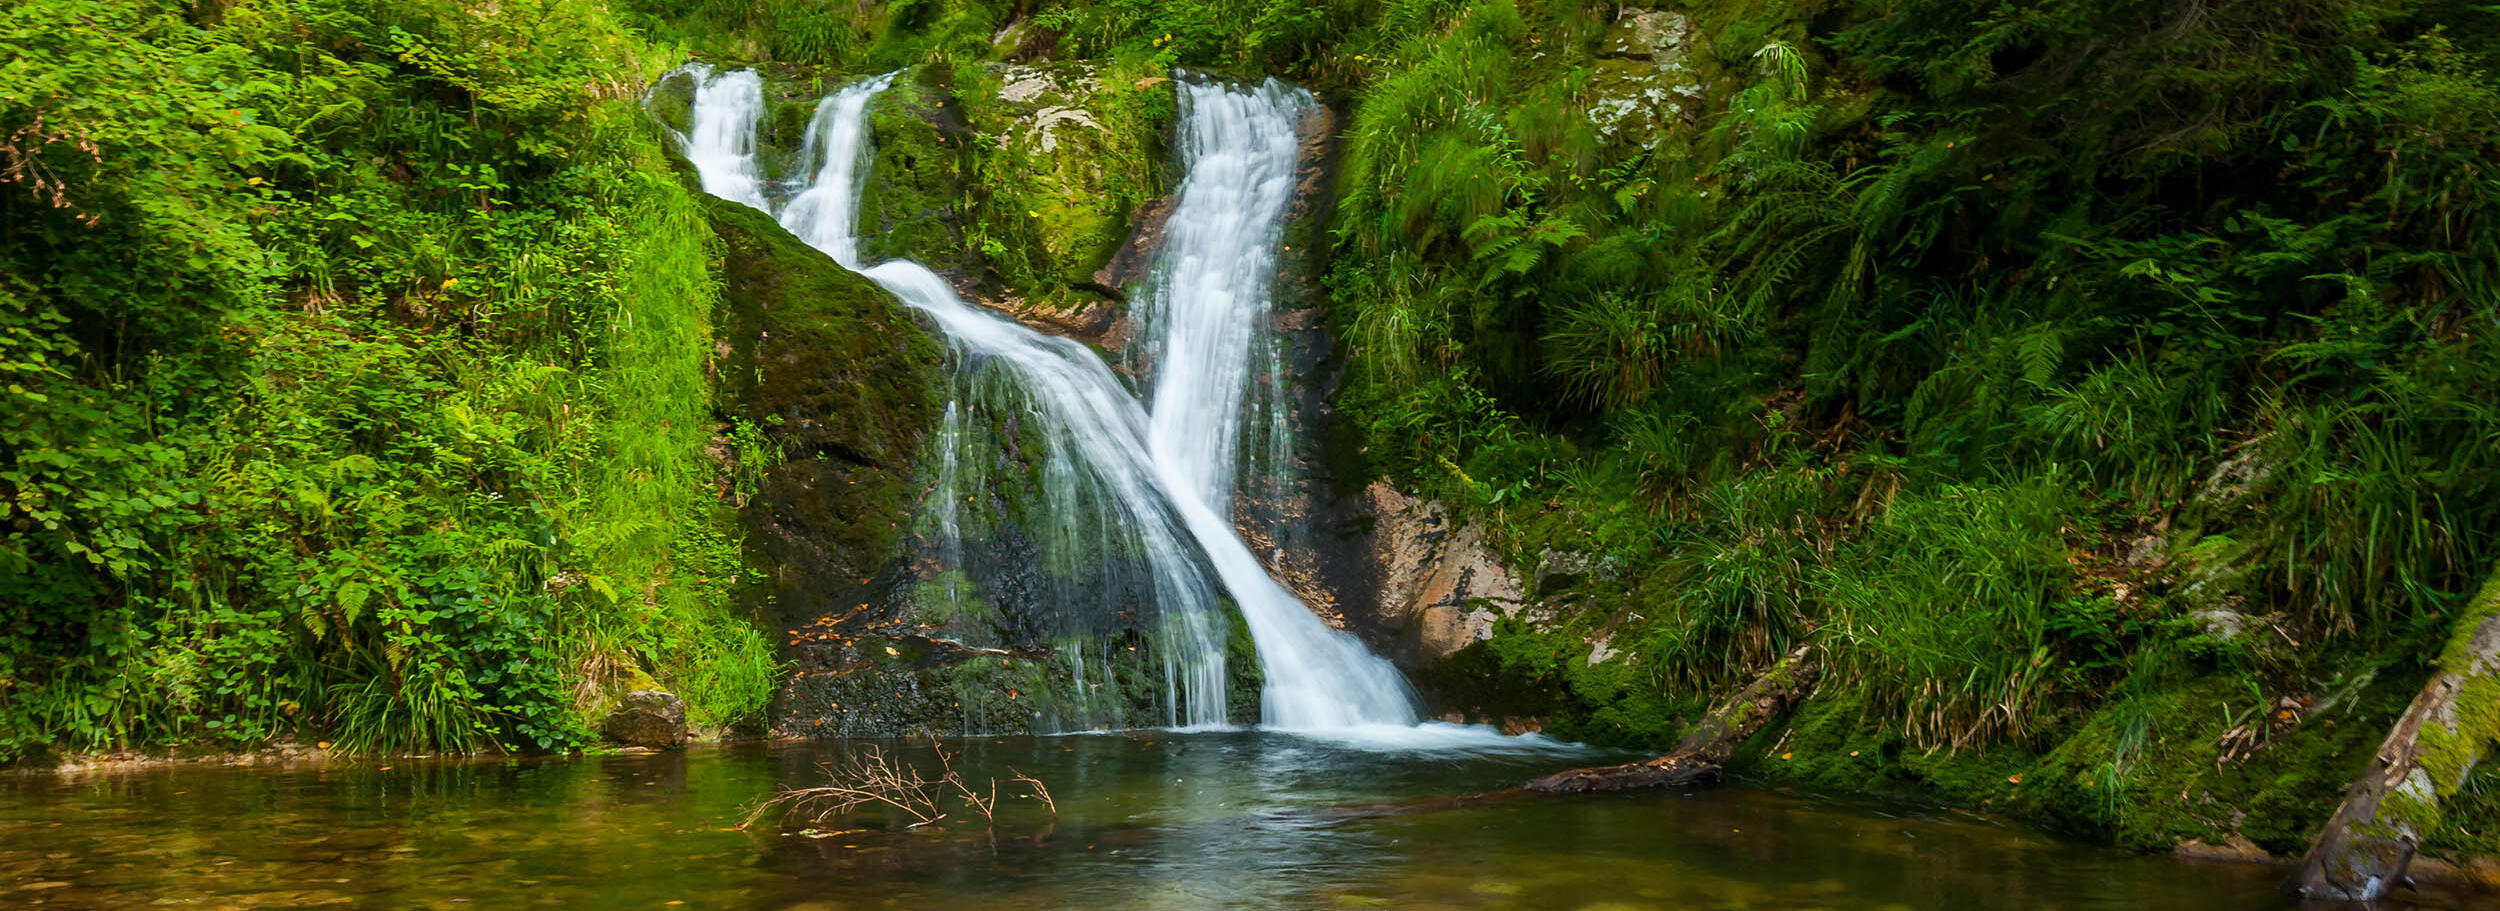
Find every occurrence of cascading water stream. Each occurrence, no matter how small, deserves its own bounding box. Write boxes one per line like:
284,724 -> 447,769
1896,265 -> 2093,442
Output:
673,64 -> 770,211
670,66 -> 1554,748
778,74 -> 1236,729
1130,79 -> 1418,730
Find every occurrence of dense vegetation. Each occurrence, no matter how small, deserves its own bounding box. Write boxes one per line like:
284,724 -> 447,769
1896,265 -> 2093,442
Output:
0,0 -> 775,759
1320,0 -> 2498,852
11,0 -> 2500,862
1317,0 -> 2500,851
638,0 -> 2500,851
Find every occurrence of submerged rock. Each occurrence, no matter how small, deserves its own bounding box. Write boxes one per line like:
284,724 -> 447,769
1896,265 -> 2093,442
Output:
2175,835 -> 2276,863
604,691 -> 689,749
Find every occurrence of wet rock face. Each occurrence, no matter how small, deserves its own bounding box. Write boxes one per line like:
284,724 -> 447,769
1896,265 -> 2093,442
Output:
774,631 -> 1055,738
697,194 -> 955,739
733,64 -> 1222,739
1348,482 -> 1529,665
604,691 -> 689,749
1587,8 -> 1704,146
705,197 -> 942,631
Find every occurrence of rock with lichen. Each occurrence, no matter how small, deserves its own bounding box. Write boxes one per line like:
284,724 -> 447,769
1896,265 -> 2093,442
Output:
603,690 -> 689,749
1586,9 -> 1705,147
952,61 -> 1174,337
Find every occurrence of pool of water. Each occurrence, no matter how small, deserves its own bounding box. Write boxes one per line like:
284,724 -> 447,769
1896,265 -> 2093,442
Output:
0,732 -> 2474,909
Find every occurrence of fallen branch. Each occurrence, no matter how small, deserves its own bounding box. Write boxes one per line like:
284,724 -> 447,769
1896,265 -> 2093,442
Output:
2293,575 -> 2500,901
1527,644 -> 1817,793
1010,768 -> 1056,816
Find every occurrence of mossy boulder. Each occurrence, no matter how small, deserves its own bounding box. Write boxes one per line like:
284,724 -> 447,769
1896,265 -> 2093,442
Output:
602,690 -> 690,749
1586,9 -> 1705,146
701,194 -> 942,641
858,66 -> 978,274
953,61 -> 1174,306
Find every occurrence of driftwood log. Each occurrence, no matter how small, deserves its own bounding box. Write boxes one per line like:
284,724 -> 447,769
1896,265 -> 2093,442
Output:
1527,644 -> 1818,793
2293,576 -> 2500,901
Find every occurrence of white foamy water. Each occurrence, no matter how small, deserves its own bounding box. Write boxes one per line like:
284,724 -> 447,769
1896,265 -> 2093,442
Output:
667,64 -> 771,211
1132,78 -> 1419,731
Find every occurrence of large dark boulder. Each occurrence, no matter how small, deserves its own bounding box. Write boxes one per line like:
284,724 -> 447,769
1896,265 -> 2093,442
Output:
703,196 -> 944,630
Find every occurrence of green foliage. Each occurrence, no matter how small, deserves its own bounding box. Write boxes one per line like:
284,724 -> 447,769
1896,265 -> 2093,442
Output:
0,0 -> 772,759
1818,477 -> 2080,748
1324,0 -> 2500,774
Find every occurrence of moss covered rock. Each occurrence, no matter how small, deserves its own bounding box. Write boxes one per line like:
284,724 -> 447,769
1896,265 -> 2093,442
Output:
699,195 -> 948,721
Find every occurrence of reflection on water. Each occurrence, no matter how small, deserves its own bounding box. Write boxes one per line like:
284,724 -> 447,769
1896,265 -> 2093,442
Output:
0,732 -> 2475,910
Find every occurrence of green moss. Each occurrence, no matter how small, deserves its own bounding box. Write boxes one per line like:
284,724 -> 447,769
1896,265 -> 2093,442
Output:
2422,673 -> 2500,795
2358,577 -> 2500,855
2438,577 -> 2500,670
1420,614 -> 1700,748
2429,763 -> 2500,859
1724,663 -> 2421,855
858,67 -> 976,273
944,656 -> 1059,731
913,569 -> 992,627
953,60 -> 1175,309
701,193 -> 944,626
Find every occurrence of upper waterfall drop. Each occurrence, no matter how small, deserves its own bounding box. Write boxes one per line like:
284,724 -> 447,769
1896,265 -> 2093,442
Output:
1138,79 -> 1306,514
671,67 -> 1561,749
778,73 -> 893,269
672,64 -> 771,212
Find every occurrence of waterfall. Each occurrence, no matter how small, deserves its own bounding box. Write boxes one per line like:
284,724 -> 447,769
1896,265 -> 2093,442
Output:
673,64 -> 770,211
673,67 -> 1554,748
762,73 -> 1233,728
1129,79 -> 1420,730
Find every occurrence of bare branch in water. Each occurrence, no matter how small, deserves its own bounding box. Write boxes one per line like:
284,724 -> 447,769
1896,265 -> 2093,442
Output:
1010,768 -> 1056,816
741,738 -> 1059,833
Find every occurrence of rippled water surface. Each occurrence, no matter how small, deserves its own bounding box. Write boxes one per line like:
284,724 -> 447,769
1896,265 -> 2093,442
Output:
0,733 -> 2475,909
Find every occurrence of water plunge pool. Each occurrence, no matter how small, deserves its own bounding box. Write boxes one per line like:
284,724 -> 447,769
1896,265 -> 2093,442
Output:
0,733 -> 2404,909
